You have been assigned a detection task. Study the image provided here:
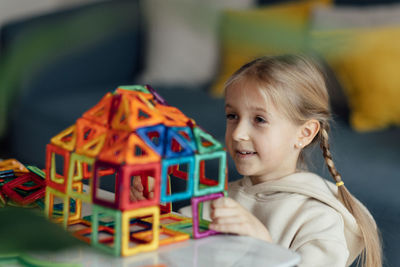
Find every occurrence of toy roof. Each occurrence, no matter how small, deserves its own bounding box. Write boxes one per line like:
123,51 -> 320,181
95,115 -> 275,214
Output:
50,85 -> 222,164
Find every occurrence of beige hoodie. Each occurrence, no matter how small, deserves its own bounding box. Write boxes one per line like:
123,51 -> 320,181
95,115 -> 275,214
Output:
228,172 -> 365,267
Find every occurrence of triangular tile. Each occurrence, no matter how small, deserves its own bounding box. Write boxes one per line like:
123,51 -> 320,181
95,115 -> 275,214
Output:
193,127 -> 223,154
50,125 -> 76,151
164,127 -> 195,158
98,130 -> 130,164
126,133 -> 161,164
98,142 -> 127,164
111,96 -> 132,131
156,104 -> 189,127
128,96 -> 164,129
78,134 -> 107,157
75,118 -> 108,157
174,127 -> 196,152
82,93 -> 113,126
136,124 -> 166,156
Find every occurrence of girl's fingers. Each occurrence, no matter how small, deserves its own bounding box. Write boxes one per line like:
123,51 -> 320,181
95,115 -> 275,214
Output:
211,207 -> 240,219
132,176 -> 144,191
209,197 -> 273,242
131,176 -> 156,201
212,215 -> 245,225
130,188 -> 146,201
209,222 -> 251,236
130,190 -> 140,202
135,191 -> 146,201
211,197 -> 238,208
211,199 -> 247,219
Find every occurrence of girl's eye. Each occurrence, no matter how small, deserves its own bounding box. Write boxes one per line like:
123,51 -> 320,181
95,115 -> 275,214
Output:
226,113 -> 237,120
255,116 -> 267,124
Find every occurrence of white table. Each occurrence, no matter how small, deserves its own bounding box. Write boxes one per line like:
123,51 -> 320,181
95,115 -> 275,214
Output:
20,187 -> 300,266
29,234 -> 300,267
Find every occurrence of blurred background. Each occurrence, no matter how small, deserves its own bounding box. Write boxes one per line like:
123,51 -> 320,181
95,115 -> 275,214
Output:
0,0 -> 399,266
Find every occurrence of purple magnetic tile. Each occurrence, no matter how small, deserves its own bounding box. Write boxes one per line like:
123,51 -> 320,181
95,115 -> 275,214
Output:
191,192 -> 224,239
146,84 -> 169,106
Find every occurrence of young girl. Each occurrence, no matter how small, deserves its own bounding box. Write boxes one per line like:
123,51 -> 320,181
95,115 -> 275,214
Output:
206,54 -> 382,267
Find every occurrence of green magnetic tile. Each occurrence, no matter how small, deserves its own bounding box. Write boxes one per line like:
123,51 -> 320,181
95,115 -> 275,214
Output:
26,166 -> 45,179
193,150 -> 226,197
193,127 -> 223,154
91,205 -> 121,256
117,85 -> 150,94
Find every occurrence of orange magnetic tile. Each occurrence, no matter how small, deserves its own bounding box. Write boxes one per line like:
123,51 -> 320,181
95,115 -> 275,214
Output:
82,92 -> 114,126
126,133 -> 161,164
132,227 -> 189,246
156,104 -> 189,127
127,96 -> 164,129
111,96 -> 133,131
98,142 -> 127,164
0,159 -> 29,173
142,213 -> 191,226
67,219 -> 91,233
116,88 -> 154,101
111,94 -> 164,131
75,118 -> 108,157
98,130 -> 130,164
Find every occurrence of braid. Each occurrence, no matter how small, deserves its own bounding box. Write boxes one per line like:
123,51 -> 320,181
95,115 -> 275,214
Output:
319,122 -> 351,211
319,121 -> 382,267
319,122 -> 343,184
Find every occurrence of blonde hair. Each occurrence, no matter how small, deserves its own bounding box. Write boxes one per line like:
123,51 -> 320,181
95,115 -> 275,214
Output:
224,54 -> 382,267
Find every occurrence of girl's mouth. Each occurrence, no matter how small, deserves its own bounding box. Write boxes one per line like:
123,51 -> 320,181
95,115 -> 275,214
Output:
236,150 -> 257,159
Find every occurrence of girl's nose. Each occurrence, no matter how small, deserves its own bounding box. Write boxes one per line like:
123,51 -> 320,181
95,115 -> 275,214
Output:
232,121 -> 250,141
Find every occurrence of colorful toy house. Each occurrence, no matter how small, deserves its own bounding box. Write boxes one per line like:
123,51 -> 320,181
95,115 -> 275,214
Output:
44,85 -> 227,256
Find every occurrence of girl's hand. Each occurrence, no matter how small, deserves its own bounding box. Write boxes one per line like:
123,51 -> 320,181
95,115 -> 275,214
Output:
130,176 -> 155,201
209,197 -> 273,243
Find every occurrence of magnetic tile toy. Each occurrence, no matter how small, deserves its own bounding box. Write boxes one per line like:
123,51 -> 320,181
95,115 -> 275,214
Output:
44,85 -> 227,256
2,173 -> 45,205
191,192 -> 224,239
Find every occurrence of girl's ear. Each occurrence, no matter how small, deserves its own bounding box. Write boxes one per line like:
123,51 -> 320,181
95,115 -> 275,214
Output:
295,119 -> 320,149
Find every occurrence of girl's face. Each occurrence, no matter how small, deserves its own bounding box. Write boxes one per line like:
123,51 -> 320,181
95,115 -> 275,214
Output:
224,78 -> 301,184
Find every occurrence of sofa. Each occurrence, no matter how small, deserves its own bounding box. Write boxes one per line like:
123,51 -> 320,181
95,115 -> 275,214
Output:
0,0 -> 399,266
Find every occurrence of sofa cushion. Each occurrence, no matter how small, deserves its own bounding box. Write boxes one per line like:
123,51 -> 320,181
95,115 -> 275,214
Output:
310,4 -> 400,132
311,27 -> 400,131
210,0 -> 330,97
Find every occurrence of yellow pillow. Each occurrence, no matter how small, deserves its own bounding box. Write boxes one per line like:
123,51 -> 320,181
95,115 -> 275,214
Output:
311,27 -> 400,131
211,0 -> 330,97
